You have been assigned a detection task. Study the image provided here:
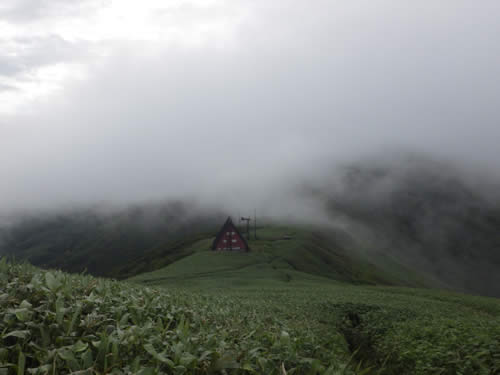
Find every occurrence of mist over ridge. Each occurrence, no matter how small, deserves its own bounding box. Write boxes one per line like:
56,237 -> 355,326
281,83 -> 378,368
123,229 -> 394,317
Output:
304,152 -> 500,297
2,1 -> 500,213
2,1 -> 500,296
2,150 -> 500,296
2,3 -> 500,374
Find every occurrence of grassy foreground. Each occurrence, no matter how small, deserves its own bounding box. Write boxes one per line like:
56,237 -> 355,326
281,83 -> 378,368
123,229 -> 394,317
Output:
1,258 -> 499,374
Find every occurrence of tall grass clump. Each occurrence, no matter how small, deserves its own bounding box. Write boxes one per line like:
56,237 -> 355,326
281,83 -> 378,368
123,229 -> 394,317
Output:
0,258 -> 353,374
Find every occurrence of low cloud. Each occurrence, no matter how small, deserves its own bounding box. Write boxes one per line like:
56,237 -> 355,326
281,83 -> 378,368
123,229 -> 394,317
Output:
1,1 -> 500,215
0,0 -> 99,23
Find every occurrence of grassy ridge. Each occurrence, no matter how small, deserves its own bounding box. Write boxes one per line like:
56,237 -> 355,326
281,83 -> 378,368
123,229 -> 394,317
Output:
0,205 -> 487,296
129,226 -> 435,289
0,210 -> 444,291
1,258 -> 499,374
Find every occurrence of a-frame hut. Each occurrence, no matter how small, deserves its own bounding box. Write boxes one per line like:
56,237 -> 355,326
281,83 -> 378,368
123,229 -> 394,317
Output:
211,217 -> 249,251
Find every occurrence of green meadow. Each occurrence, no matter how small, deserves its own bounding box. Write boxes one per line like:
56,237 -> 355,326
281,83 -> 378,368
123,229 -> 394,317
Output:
1,226 -> 499,374
128,226 -> 433,289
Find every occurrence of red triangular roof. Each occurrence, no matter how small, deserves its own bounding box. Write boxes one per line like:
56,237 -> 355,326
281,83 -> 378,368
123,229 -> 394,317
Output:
211,217 -> 249,251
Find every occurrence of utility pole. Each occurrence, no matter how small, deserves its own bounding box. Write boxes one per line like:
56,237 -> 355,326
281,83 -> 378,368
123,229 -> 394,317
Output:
254,209 -> 257,240
241,216 -> 251,240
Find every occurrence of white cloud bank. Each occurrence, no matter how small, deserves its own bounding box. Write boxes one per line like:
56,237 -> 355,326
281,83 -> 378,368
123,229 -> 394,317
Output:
1,0 -> 500,213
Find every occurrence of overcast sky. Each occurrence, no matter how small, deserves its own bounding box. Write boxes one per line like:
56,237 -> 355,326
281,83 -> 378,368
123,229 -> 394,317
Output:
1,0 -> 500,213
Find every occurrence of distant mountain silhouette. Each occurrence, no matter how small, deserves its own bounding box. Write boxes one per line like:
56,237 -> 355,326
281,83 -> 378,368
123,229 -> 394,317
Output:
316,155 -> 500,297
0,201 -> 225,278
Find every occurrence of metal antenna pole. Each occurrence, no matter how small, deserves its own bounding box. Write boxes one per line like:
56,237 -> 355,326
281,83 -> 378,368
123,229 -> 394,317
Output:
241,217 -> 251,240
254,209 -> 257,240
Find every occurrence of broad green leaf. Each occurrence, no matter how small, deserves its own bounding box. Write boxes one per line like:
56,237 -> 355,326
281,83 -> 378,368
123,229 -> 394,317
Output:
96,335 -> 109,366
14,308 -> 32,322
55,297 -> 64,325
30,364 -> 52,374
91,340 -> 101,348
119,313 -> 130,326
19,300 -> 32,309
242,363 -> 256,373
68,370 -> 93,375
58,349 -> 76,361
214,353 -> 240,370
82,349 -> 93,369
131,356 -> 141,372
144,344 -> 173,366
39,326 -> 50,348
136,368 -> 156,375
0,348 -> 8,361
67,304 -> 82,335
199,350 -> 212,361
179,352 -> 197,367
58,349 -> 79,371
45,272 -> 60,291
281,330 -> 290,343
111,340 -> 119,366
73,340 -> 88,353
17,351 -> 25,375
3,330 -> 30,340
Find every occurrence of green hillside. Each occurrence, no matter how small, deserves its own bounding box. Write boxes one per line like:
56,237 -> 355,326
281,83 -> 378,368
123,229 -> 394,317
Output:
1,205 -> 442,291
1,215 -> 499,374
0,202 -> 225,279
4,158 -> 500,299
129,226 -> 440,290
312,158 -> 500,297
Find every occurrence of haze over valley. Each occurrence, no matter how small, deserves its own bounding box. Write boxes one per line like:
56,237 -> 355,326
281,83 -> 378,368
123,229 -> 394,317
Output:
1,1 -> 500,373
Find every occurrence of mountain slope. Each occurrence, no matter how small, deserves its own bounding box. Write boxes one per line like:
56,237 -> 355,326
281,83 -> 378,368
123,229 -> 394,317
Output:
0,206 -> 438,290
0,201 -> 225,278
312,156 -> 500,297
128,226 -> 439,289
2,156 -> 500,296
